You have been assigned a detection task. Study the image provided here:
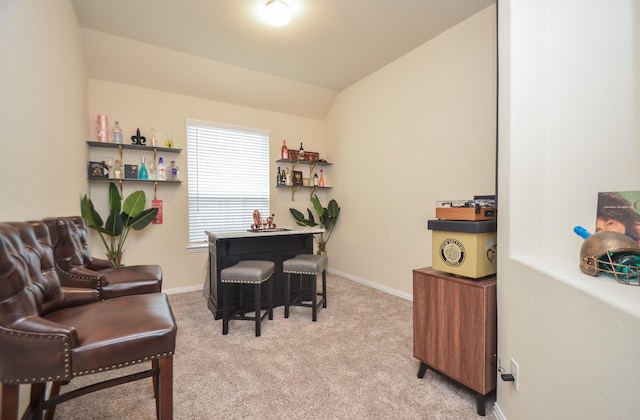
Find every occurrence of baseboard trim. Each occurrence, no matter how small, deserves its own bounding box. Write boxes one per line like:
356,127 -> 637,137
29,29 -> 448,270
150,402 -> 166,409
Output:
327,268 -> 413,301
164,284 -> 204,295
493,402 -> 507,420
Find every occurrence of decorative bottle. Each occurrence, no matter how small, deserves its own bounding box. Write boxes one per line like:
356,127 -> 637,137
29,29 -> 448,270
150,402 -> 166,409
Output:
113,160 -> 123,179
277,166 -> 282,185
156,157 -> 167,181
139,157 -> 149,180
313,172 -> 319,187
285,167 -> 292,186
112,121 -> 123,144
298,142 -> 305,160
169,161 -> 180,181
318,169 -> 325,187
97,114 -> 108,142
281,139 -> 288,160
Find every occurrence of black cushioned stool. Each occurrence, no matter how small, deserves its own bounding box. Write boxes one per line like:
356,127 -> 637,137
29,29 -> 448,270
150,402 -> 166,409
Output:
283,254 -> 328,322
221,260 -> 274,337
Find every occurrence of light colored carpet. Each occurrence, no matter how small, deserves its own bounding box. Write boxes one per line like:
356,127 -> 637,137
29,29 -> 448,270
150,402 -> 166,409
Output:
54,273 -> 496,419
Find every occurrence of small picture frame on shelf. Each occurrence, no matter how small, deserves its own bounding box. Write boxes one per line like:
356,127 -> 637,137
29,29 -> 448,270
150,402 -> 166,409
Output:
287,149 -> 300,161
88,161 -> 107,179
304,151 -> 319,162
292,170 -> 304,186
124,164 -> 139,179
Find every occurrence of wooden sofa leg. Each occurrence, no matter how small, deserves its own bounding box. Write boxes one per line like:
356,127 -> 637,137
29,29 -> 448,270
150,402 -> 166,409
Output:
2,383 -> 19,420
156,357 -> 174,420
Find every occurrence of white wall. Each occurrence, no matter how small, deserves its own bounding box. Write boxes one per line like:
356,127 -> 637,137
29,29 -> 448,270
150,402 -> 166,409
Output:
497,0 -> 640,418
87,80 -> 327,291
325,6 -> 497,296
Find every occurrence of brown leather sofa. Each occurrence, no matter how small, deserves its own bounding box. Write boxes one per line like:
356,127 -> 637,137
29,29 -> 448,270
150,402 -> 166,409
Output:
44,216 -> 162,299
0,220 -> 177,419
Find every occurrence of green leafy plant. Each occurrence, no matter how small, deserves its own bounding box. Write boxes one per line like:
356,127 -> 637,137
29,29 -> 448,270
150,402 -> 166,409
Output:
81,182 -> 158,267
290,194 -> 340,254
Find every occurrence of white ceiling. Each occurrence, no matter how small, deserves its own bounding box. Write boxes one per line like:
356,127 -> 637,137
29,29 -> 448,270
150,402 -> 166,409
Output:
71,0 -> 495,118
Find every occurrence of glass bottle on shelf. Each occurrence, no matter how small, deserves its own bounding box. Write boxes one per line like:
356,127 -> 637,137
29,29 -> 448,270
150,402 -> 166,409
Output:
169,161 -> 180,181
298,142 -> 305,160
318,169 -> 325,187
139,157 -> 149,180
285,167 -> 292,186
281,139 -> 288,160
276,166 -> 282,185
156,157 -> 166,181
113,160 -> 123,179
313,172 -> 319,187
112,121 -> 123,144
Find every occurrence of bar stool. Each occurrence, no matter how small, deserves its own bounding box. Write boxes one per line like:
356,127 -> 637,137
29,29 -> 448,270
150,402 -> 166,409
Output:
220,260 -> 274,337
283,254 -> 328,321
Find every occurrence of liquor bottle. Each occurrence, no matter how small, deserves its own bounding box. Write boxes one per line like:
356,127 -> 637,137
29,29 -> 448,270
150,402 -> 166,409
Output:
276,166 -> 282,185
169,161 -> 180,181
281,139 -> 288,160
113,160 -> 123,179
112,121 -> 123,144
318,169 -> 325,187
139,157 -> 149,180
298,142 -> 305,160
156,157 -> 167,181
313,172 -> 319,187
285,167 -> 292,186
280,168 -> 286,185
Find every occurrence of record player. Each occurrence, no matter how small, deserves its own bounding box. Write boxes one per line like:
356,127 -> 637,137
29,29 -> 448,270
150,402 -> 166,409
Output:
435,196 -> 496,221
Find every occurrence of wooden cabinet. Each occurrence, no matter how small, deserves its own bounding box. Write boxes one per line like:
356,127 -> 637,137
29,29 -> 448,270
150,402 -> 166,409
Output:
413,267 -> 497,416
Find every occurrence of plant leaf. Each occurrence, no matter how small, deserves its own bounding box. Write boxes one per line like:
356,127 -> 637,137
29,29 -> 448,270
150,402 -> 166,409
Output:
81,195 -> 104,229
108,182 -> 122,214
129,208 -> 159,230
122,190 -> 147,218
104,209 -> 123,236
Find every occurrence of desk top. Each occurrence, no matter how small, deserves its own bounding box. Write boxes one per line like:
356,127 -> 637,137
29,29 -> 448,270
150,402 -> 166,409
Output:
206,227 -> 324,240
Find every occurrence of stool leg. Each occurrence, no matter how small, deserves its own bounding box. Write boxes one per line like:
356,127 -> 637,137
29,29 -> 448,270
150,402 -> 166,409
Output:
255,283 -> 262,337
311,273 -> 318,322
268,277 -> 273,320
284,273 -> 290,318
322,269 -> 327,308
222,284 -> 229,335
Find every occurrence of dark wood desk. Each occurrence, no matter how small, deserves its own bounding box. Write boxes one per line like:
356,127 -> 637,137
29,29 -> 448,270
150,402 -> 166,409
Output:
206,228 -> 323,320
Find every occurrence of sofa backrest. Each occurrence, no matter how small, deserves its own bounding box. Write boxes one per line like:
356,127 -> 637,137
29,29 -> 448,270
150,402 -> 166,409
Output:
45,216 -> 96,271
0,221 -> 64,324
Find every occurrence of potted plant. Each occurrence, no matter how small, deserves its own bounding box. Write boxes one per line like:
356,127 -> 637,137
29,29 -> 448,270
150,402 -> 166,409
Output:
81,182 -> 158,267
290,194 -> 340,255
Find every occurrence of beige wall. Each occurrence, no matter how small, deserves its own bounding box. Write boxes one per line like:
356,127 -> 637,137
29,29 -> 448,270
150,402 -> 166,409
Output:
497,0 -> 640,418
325,6 -> 497,297
0,0 -> 87,220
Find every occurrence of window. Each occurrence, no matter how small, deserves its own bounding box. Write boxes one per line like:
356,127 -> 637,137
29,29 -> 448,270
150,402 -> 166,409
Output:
187,119 -> 270,245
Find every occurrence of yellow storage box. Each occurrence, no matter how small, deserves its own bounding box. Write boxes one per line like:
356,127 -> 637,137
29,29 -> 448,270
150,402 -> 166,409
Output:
428,220 -> 497,279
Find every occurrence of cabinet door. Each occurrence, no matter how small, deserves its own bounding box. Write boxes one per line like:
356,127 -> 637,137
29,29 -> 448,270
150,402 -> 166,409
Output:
413,269 -> 496,394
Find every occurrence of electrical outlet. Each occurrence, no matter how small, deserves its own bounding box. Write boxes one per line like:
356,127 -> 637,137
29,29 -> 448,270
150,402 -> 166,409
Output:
510,358 -> 520,391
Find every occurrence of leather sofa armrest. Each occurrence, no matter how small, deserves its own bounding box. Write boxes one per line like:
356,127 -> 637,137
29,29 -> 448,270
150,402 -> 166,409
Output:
0,318 -> 79,383
61,287 -> 100,307
56,266 -> 109,290
88,257 -> 115,270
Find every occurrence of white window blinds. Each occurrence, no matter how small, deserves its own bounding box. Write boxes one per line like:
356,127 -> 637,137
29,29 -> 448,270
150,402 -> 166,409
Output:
187,119 -> 270,245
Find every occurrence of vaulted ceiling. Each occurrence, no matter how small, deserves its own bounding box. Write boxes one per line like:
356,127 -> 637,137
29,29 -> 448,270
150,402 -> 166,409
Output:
72,0 -> 495,118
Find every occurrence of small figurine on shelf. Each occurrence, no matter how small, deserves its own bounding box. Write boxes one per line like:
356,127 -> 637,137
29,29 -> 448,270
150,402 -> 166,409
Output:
131,128 -> 147,145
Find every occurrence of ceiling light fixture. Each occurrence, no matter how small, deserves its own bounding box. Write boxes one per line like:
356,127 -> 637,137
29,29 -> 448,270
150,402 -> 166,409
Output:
263,0 -> 292,27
